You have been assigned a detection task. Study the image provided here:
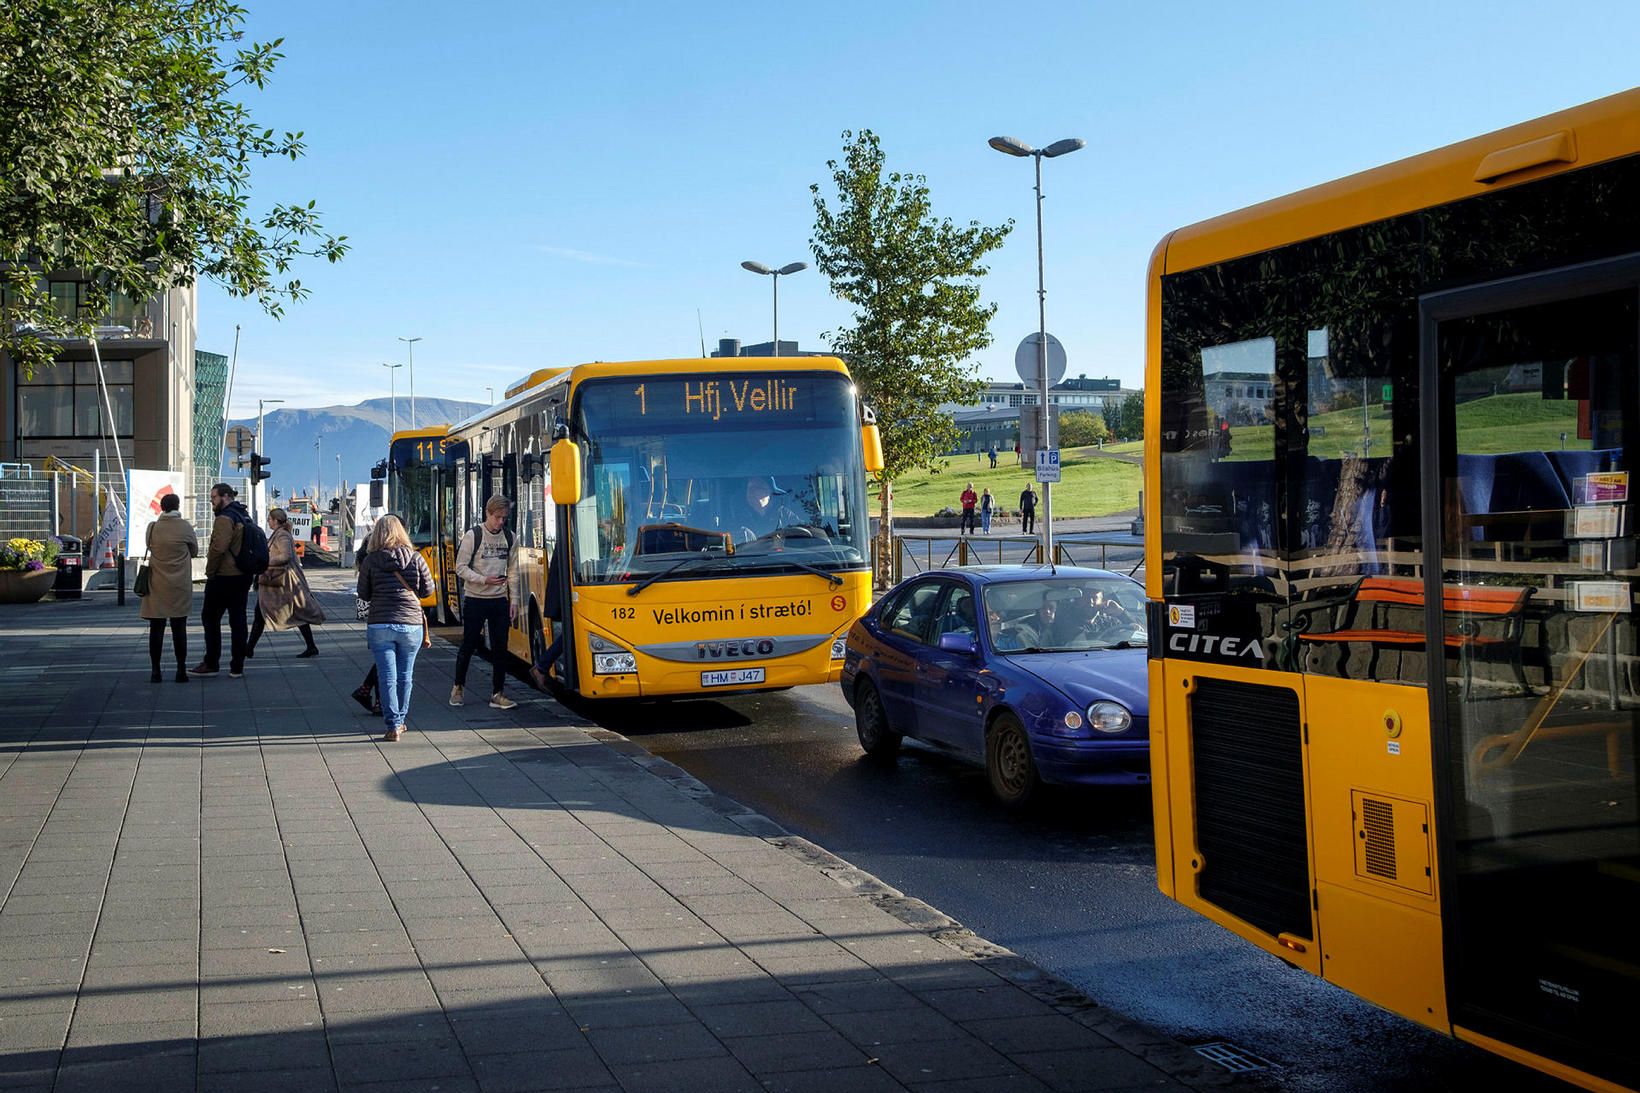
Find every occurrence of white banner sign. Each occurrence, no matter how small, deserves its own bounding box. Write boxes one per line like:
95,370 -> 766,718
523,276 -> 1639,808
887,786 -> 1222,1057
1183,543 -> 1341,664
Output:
125,469 -> 187,556
288,513 -> 315,542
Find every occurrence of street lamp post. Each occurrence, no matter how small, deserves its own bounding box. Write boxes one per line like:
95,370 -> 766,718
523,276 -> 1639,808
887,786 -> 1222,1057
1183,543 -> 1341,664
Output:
486,386 -> 494,405
740,261 -> 808,356
381,362 -> 402,435
988,134 -> 1085,562
398,336 -> 422,428
315,437 -> 322,509
256,398 -> 284,522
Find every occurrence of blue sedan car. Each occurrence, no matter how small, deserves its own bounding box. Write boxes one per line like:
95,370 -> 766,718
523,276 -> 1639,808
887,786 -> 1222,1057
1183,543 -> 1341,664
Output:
840,566 -> 1149,806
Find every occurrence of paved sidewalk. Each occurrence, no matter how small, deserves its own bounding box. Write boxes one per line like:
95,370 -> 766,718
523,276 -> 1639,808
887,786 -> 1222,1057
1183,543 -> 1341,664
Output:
0,574 -> 1233,1093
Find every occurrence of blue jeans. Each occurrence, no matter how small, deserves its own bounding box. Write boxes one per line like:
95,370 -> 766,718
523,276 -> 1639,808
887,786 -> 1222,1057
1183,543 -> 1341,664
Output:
981,509 -> 992,533
367,624 -> 421,731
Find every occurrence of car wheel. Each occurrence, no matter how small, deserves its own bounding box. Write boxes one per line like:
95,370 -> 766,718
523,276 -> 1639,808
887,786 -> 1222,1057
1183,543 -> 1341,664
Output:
986,713 -> 1040,807
853,677 -> 901,759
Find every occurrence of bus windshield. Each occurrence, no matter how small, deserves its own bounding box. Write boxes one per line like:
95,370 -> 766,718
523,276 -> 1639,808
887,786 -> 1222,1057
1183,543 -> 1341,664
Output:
571,371 -> 869,584
388,441 -> 438,548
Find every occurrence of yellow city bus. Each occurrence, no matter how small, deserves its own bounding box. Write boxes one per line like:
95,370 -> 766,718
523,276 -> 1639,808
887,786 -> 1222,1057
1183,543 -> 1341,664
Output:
386,425 -> 456,622
433,357 -> 881,699
1146,89 -> 1640,1092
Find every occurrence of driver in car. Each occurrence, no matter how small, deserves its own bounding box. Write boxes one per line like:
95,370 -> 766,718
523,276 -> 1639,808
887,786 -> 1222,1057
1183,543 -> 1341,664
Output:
729,476 -> 779,543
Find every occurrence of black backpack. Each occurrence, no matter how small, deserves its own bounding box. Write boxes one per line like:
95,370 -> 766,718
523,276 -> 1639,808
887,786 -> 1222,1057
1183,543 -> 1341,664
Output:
460,524 -> 513,570
229,507 -> 270,575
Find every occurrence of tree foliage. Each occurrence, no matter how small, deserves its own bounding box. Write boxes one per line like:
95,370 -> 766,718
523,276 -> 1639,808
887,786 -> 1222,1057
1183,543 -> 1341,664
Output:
0,0 -> 347,376
809,130 -> 1011,481
1058,409 -> 1109,447
1118,392 -> 1145,439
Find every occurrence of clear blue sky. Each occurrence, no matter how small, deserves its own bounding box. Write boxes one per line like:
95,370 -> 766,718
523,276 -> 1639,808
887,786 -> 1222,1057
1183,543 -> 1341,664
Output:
209,0 -> 1640,418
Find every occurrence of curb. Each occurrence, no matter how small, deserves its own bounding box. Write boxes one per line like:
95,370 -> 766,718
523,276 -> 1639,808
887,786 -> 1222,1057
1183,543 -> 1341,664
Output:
583,724 -> 1251,1092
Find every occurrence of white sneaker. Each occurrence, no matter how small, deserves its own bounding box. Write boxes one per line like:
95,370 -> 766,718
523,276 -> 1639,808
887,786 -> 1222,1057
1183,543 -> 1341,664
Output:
448,685 -> 464,707
489,693 -> 517,710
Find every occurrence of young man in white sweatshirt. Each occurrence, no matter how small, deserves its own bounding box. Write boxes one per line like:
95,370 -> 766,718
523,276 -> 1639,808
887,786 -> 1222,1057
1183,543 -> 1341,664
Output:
450,495 -> 519,709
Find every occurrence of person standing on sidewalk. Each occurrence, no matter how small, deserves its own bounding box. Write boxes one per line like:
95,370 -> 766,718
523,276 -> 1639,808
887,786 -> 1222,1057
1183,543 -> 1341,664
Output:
247,507 -> 324,659
959,482 -> 978,535
193,483 -> 255,677
358,515 -> 433,742
1019,485 -> 1039,535
451,495 -> 519,710
980,487 -> 994,534
140,492 -> 197,683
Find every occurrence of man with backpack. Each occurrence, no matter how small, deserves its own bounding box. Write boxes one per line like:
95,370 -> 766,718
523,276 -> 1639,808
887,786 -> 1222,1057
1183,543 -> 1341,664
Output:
193,482 -> 267,677
450,495 -> 519,710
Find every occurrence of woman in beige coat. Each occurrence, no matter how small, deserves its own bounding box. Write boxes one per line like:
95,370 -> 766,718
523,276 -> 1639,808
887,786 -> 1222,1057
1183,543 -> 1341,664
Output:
140,493 -> 199,682
248,508 -> 325,658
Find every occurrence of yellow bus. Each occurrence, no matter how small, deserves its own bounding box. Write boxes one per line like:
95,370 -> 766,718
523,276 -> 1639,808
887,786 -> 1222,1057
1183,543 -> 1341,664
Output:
432,357 -> 881,699
385,425 -> 456,622
1146,89 -> 1640,1092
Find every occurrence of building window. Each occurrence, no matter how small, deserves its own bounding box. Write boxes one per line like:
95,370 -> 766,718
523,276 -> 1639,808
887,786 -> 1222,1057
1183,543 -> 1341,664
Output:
16,360 -> 134,439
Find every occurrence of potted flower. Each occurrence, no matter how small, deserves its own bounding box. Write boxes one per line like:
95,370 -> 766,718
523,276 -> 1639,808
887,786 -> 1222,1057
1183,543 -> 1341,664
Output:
0,537 -> 61,604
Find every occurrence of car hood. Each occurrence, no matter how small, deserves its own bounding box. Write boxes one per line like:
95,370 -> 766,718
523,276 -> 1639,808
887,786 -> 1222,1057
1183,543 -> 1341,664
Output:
1001,646 -> 1149,716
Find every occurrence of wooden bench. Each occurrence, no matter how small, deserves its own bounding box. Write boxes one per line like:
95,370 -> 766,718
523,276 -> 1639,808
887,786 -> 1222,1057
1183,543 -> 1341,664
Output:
1281,576 -> 1533,694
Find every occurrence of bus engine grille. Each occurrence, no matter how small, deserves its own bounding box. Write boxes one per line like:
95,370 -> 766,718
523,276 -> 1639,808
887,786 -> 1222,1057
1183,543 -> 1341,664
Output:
1189,678 -> 1311,940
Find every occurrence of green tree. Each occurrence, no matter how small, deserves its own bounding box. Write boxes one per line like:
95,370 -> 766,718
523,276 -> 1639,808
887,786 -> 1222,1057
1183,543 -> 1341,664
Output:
0,0 -> 347,377
810,129 -> 1011,577
1119,392 -> 1145,440
1058,409 -> 1110,447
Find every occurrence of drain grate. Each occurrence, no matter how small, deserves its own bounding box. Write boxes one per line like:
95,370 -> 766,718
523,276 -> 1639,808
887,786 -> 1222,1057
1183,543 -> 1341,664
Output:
1194,1042 -> 1275,1073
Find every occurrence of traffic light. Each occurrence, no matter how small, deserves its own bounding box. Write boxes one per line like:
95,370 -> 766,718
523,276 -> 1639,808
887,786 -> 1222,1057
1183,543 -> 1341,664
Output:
249,451 -> 272,484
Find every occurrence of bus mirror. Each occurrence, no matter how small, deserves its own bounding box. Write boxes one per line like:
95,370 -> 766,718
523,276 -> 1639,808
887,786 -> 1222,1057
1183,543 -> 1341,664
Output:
550,439 -> 582,505
862,423 -> 885,474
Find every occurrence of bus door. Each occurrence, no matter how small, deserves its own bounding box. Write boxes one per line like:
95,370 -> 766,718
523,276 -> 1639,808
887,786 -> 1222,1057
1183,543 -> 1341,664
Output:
1424,257 -> 1639,1086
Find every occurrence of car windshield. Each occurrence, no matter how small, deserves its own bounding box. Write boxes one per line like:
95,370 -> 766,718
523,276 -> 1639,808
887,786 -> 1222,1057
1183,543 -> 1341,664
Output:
570,371 -> 869,584
982,577 -> 1147,652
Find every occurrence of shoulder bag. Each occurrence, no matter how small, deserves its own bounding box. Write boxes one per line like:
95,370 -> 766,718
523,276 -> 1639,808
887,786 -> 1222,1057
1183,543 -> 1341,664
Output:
134,525 -> 153,596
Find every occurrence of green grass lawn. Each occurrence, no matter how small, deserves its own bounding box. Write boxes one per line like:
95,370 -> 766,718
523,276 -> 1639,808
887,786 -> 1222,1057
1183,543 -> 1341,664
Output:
886,455 -> 1142,517
1221,393 -> 1588,461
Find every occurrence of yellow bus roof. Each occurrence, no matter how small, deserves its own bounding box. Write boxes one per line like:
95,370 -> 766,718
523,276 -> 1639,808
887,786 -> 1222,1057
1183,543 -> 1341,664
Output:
565,356 -> 850,382
389,425 -> 450,444
1163,86 -> 1640,275
503,367 -> 571,400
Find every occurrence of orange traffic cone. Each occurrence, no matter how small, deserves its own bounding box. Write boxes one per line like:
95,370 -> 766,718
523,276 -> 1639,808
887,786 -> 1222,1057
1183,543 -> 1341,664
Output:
98,540 -> 116,569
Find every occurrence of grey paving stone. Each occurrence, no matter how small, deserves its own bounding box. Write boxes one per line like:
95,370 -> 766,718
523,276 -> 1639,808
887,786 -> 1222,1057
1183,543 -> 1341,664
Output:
467,1047 -> 614,1093
664,973 -> 793,1007
581,1020 -> 726,1065
447,1011 -> 584,1057
915,986 -> 1060,1022
71,987 -> 197,1026
688,998 -> 825,1039
962,1016 -> 1116,1055
61,1019 -> 197,1055
197,1029 -> 332,1073
1012,1048 -> 1177,1092
330,1036 -> 470,1085
555,991 -> 695,1031
907,1075 -> 1055,1093
756,1068 -> 911,1093
725,1028 -> 873,1075
198,1069 -> 339,1093
607,1055 -> 764,1093
53,1052 -> 197,1093
868,1036 -> 1019,1085
199,999 -> 325,1039
823,1003 -> 974,1048
0,1010 -> 71,1050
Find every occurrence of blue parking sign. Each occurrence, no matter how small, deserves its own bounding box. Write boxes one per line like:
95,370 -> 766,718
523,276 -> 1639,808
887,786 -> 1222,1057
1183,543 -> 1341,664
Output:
1035,448 -> 1060,484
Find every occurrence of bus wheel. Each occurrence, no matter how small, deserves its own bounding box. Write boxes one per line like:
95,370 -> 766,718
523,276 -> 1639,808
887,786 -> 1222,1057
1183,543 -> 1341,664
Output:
853,678 -> 901,759
527,603 -> 547,689
986,713 -> 1039,807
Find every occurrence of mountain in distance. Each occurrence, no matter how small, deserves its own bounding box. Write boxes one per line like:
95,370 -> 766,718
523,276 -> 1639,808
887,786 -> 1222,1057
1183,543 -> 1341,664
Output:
222,396 -> 485,502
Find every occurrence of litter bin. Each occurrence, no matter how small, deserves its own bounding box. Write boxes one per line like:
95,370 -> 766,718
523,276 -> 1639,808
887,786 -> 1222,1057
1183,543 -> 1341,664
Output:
53,535 -> 83,600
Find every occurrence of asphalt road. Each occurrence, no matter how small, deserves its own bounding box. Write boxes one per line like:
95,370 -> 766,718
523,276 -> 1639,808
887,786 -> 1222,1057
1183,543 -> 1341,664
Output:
565,682 -> 1570,1093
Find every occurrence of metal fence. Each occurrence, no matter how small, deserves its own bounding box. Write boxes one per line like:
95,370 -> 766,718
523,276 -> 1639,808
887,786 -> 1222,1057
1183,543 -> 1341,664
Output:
0,464 -> 54,538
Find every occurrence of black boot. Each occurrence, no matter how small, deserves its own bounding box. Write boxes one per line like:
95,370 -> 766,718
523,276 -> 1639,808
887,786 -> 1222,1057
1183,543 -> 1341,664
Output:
151,666 -> 163,683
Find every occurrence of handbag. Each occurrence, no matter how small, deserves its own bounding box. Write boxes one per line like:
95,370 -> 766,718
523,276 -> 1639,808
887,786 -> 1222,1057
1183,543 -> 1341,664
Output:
392,569 -> 433,648
133,554 -> 151,597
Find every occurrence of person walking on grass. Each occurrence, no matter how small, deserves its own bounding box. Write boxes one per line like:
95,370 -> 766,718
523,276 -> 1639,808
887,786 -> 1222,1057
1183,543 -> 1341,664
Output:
247,507 -> 324,659
357,515 -> 433,742
192,483 -> 257,678
959,482 -> 978,535
980,487 -> 994,534
451,495 -> 519,710
140,492 -> 197,683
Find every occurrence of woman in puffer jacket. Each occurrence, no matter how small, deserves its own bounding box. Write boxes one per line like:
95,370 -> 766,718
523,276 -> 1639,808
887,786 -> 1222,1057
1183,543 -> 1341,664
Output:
356,515 -> 434,742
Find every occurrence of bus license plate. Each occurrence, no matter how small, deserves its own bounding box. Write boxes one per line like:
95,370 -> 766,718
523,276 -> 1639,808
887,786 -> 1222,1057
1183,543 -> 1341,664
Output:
701,667 -> 765,688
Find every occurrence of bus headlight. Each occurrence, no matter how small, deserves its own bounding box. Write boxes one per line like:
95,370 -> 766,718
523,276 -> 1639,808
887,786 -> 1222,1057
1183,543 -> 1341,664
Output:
830,635 -> 848,660
1087,702 -> 1132,734
589,633 -> 635,675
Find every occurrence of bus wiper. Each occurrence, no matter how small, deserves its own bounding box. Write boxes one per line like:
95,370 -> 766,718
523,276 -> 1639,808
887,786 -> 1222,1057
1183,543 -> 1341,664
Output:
770,558 -> 844,587
625,554 -> 725,597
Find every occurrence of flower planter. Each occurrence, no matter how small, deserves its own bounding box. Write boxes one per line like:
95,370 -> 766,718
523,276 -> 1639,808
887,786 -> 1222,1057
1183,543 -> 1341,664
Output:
0,569 -> 55,605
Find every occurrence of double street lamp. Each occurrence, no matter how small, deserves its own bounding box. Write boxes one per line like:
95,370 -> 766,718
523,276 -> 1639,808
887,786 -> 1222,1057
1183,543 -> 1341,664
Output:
988,134 -> 1085,560
398,336 -> 422,428
740,260 -> 807,356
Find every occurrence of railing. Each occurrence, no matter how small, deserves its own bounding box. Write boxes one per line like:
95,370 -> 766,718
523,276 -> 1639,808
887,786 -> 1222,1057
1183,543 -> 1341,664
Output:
880,529 -> 1147,587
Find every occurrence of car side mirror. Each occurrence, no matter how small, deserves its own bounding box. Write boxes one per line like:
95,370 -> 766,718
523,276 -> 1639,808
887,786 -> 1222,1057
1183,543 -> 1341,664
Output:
938,632 -> 976,655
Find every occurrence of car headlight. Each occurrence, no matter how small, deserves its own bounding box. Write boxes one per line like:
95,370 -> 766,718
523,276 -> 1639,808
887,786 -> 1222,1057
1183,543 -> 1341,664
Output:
593,651 -> 636,675
1087,701 -> 1132,734
830,635 -> 848,660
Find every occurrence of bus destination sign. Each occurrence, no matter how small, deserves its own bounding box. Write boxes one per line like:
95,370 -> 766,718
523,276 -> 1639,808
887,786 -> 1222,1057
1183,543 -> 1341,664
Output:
633,376 -> 801,422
